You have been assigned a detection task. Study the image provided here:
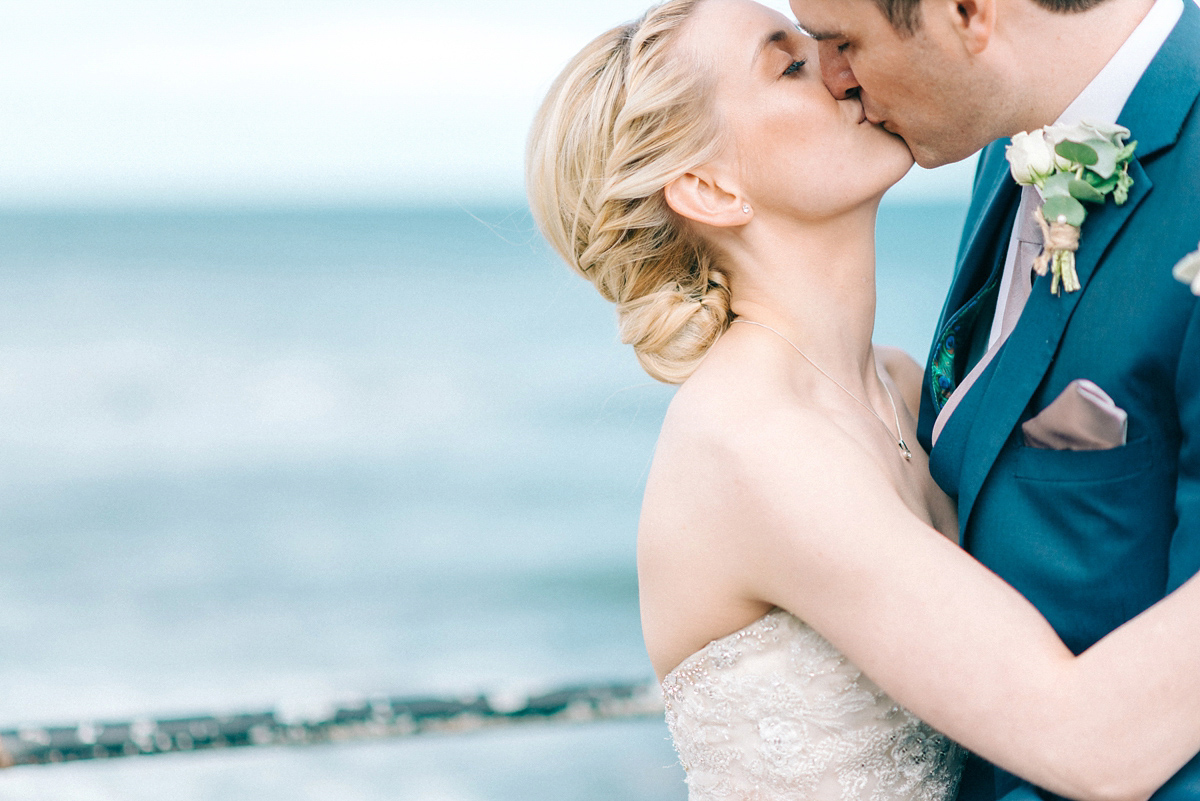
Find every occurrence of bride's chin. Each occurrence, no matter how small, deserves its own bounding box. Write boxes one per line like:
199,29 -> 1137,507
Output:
880,138 -> 916,186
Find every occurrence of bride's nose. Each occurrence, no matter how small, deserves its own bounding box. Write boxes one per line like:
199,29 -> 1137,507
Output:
817,41 -> 859,100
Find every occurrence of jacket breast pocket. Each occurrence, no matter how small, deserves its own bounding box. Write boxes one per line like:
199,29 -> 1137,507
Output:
1013,435 -> 1153,483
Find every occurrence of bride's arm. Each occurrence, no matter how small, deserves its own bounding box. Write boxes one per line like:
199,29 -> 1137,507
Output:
724,411 -> 1200,801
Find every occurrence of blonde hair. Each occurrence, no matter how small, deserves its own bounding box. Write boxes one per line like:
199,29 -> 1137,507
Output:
526,0 -> 733,385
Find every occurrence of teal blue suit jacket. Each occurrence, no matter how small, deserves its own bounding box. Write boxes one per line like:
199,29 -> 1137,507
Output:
918,4 -> 1200,799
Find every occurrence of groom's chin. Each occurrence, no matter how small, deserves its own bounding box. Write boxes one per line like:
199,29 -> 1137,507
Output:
908,139 -> 979,170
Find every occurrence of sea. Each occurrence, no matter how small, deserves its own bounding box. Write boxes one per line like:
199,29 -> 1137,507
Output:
0,198 -> 967,801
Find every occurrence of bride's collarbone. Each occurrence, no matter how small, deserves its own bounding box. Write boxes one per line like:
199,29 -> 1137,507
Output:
821,417 -> 948,533
658,377 -> 947,533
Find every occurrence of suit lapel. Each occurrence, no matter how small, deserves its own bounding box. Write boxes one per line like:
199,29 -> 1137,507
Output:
918,145 -> 1018,450
944,147 -> 1019,322
955,0 -> 1200,528
956,162 -> 1153,525
1119,0 -> 1200,161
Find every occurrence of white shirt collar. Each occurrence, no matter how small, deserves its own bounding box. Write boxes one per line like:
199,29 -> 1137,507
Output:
1056,0 -> 1185,127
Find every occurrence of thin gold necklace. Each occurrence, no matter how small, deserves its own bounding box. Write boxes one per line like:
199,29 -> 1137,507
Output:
731,319 -> 913,462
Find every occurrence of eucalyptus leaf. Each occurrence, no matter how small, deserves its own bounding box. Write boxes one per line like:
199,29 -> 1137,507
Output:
1084,170 -> 1120,194
1083,138 -> 1119,179
1069,177 -> 1106,203
1115,170 -> 1134,205
1117,141 -> 1139,162
1055,140 -> 1099,166
1042,195 -> 1087,228
1041,172 -> 1073,199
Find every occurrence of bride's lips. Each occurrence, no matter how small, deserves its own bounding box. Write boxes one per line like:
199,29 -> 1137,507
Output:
865,107 -> 893,131
853,98 -> 868,125
856,98 -> 886,128
863,115 -> 896,135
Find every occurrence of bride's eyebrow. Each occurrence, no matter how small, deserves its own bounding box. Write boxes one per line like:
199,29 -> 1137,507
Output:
752,29 -> 791,66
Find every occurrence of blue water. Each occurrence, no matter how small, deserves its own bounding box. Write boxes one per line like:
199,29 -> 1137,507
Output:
0,200 -> 966,800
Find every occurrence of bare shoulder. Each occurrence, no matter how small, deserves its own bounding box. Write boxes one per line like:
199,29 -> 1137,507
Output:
637,357 -> 889,675
874,346 -> 924,417
646,359 -> 890,532
644,361 -> 809,547
654,357 -> 827,470
637,349 -> 916,678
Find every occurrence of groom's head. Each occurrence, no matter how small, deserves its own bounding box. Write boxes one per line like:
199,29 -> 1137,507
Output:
789,0 -> 1120,167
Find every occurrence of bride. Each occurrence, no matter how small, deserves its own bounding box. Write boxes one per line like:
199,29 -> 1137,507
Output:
527,0 -> 1200,798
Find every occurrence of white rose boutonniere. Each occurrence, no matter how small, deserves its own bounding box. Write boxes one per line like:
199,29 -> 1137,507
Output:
1174,243 -> 1200,296
1007,131 -> 1057,186
1005,120 -> 1138,295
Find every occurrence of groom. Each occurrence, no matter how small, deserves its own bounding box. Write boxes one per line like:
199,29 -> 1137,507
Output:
790,0 -> 1200,798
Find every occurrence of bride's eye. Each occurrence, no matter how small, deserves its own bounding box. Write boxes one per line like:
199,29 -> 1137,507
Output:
782,59 -> 806,77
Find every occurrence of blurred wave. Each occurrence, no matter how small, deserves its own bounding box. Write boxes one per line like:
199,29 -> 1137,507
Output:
0,200 -> 964,799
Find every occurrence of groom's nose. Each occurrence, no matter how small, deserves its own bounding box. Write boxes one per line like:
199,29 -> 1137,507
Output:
817,41 -> 859,100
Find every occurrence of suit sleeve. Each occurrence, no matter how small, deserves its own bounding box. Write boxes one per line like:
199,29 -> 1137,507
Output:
969,290 -> 1200,801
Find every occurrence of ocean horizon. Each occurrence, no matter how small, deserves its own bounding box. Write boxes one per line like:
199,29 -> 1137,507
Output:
0,198 -> 968,800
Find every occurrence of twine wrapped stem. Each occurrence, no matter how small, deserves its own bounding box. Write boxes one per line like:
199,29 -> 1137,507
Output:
1033,206 -> 1082,295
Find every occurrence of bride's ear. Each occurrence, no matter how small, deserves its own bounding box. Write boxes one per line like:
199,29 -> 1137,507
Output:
664,169 -> 750,228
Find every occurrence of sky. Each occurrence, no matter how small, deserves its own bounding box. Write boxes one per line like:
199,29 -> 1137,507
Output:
0,0 -> 977,208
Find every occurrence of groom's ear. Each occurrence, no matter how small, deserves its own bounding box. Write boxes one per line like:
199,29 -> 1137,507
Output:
942,0 -> 996,55
664,169 -> 749,229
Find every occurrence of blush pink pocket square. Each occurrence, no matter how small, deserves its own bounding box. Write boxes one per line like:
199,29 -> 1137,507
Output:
1021,379 -> 1128,451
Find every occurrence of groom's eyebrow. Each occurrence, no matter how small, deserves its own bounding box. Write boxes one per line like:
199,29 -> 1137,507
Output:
801,27 -> 840,41
793,19 -> 840,40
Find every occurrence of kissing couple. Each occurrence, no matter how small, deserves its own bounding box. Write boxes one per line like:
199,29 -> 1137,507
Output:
527,0 -> 1200,797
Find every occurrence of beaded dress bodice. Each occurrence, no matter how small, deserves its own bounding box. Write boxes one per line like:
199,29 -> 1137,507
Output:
661,609 -> 966,800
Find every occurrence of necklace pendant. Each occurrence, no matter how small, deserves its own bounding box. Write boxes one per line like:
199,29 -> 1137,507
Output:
899,440 -> 913,461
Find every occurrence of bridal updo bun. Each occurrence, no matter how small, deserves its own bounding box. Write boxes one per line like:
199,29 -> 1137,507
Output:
526,0 -> 732,384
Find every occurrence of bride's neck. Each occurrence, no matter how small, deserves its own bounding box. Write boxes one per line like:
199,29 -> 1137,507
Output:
724,205 -> 880,391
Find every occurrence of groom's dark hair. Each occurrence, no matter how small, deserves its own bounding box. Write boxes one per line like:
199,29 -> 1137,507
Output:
878,0 -> 1111,34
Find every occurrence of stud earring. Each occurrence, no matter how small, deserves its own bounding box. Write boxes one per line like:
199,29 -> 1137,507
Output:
742,204 -> 751,214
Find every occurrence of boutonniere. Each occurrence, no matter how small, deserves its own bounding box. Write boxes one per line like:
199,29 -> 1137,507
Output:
1005,120 -> 1137,295
1174,242 -> 1200,295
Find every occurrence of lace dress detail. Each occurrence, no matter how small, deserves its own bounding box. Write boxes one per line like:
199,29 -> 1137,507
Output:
662,609 -> 965,800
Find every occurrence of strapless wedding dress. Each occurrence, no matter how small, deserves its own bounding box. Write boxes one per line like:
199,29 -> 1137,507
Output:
662,609 -> 966,800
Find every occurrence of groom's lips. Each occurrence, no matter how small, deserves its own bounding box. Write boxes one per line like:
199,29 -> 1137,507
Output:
872,118 -> 898,136
858,106 -> 883,127
861,101 -> 887,128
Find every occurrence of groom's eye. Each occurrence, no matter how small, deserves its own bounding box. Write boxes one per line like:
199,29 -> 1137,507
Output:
782,59 -> 806,77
